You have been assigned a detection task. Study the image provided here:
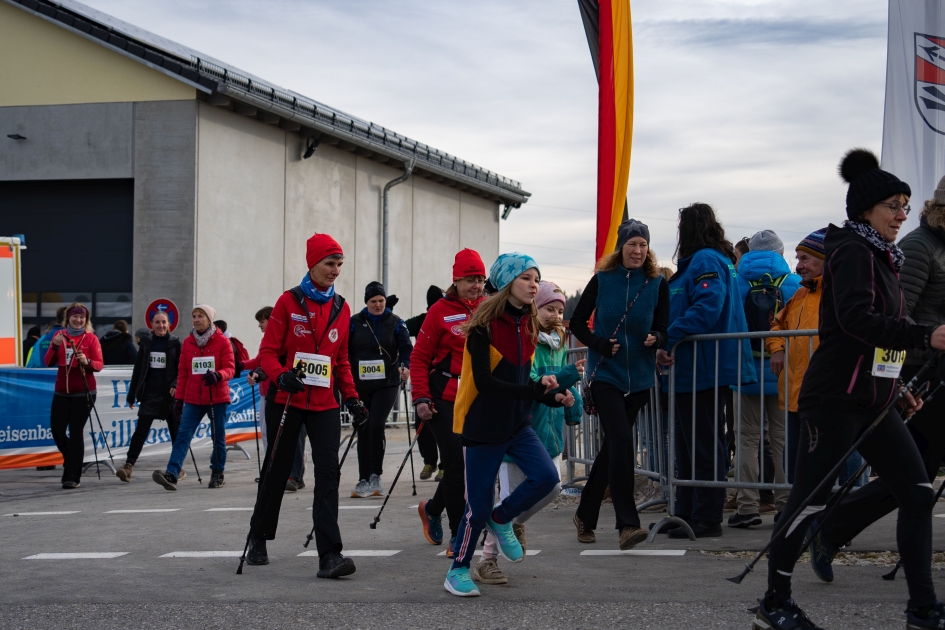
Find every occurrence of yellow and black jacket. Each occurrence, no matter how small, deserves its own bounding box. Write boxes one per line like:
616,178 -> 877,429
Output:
454,303 -> 561,444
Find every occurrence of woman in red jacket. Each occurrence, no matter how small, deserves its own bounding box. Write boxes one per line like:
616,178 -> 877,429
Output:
412,248 -> 486,554
152,304 -> 235,491
45,302 -> 103,489
244,233 -> 367,580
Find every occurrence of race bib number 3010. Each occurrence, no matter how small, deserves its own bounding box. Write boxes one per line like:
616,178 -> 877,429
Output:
871,348 -> 905,378
294,352 -> 331,388
192,357 -> 215,375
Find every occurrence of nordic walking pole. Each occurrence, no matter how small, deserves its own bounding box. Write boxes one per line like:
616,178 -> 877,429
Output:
369,420 -> 425,529
251,371 -> 262,474
238,362 -> 305,574
402,382 -> 417,496
727,353 -> 942,585
189,447 -> 202,484
67,338 -> 101,479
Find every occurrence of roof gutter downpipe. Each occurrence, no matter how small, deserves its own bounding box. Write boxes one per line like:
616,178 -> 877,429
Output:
382,159 -> 414,290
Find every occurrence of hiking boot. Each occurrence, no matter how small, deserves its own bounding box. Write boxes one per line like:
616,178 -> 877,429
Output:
808,520 -> 839,584
420,464 -> 436,480
723,497 -> 737,511
351,479 -> 371,498
316,551 -> 356,579
574,513 -> 596,543
486,514 -> 524,563
152,470 -> 177,491
668,519 -> 722,539
177,469 -> 187,481
295,478 -> 305,490
728,513 -> 763,529
435,467 -> 444,482
759,502 -> 777,514
369,473 -> 385,497
446,537 -> 456,559
208,472 -> 225,488
444,566 -> 480,597
246,538 -> 268,566
753,596 -> 824,629
116,462 -> 133,482
61,481 -> 80,489
418,500 -> 443,545
286,478 -> 300,492
618,526 -> 647,550
512,523 -> 526,553
472,557 -> 507,585
907,601 -> 945,629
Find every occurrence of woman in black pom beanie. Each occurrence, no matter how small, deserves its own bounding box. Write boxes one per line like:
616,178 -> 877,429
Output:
752,149 -> 945,630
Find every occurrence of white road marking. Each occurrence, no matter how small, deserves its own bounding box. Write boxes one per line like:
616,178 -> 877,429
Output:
935,514 -> 945,518
104,509 -> 180,513
579,549 -> 687,556
160,551 -> 243,558
23,552 -> 128,560
409,505 -> 419,509
297,550 -> 401,557
437,550 -> 541,557
3,511 -> 80,516
308,506 -> 376,510
204,508 -> 253,511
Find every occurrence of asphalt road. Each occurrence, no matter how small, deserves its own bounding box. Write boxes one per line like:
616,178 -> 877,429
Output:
1,429 -> 943,629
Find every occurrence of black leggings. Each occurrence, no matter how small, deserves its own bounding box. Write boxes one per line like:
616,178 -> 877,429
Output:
576,384 -> 650,530
355,385 -> 399,480
250,405 -> 342,558
424,398 -> 465,538
50,393 -> 95,484
126,412 -> 180,464
767,403 -> 936,609
416,411 -> 439,467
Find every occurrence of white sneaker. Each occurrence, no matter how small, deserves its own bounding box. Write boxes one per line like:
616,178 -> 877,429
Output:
369,473 -> 385,497
352,479 -> 371,498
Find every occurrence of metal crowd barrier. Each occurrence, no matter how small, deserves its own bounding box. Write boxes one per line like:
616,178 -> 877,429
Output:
563,347 -> 671,512
646,329 -> 818,540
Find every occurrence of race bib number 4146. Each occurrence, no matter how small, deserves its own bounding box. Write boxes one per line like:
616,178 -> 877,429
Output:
294,352 -> 331,388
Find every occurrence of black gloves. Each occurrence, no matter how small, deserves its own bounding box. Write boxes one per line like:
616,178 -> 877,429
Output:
252,367 -> 267,381
202,371 -> 222,386
173,399 -> 184,418
278,370 -> 306,394
345,398 -> 368,428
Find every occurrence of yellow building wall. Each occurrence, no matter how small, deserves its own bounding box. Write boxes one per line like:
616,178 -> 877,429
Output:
0,1 -> 195,107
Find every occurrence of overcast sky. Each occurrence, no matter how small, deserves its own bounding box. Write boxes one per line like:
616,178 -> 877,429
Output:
80,0 -> 891,293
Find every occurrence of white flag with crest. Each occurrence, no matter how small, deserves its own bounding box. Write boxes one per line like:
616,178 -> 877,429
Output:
882,0 -> 945,212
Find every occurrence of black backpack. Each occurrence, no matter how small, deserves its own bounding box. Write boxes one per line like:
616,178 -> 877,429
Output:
743,273 -> 786,357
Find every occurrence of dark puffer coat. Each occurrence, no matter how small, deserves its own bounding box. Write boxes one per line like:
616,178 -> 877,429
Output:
900,218 -> 945,366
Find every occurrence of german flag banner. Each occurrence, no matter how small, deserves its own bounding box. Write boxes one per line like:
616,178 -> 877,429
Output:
579,0 -> 634,262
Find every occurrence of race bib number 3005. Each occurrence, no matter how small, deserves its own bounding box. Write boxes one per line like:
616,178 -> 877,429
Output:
871,348 -> 905,378
294,352 -> 331,388
192,357 -> 215,375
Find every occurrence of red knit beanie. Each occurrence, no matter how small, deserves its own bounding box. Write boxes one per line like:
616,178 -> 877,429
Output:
306,233 -> 344,269
452,248 -> 485,281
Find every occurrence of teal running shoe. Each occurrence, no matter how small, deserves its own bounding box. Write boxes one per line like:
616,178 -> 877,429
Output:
444,567 -> 481,597
486,513 -> 524,563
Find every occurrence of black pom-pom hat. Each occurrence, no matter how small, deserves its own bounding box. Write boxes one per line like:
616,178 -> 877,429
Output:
838,148 -> 911,220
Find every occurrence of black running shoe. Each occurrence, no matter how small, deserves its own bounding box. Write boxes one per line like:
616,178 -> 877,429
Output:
247,538 -> 269,566
208,472 -> 225,489
753,597 -> 824,629
907,601 -> 945,629
152,470 -> 177,491
807,519 -> 839,584
317,551 -> 356,579
728,513 -> 762,528
668,519 -> 722,539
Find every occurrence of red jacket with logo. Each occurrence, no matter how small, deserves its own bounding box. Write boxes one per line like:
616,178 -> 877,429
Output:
45,330 -> 104,395
258,289 -> 358,412
410,295 -> 484,403
243,339 -> 271,402
175,329 -> 236,405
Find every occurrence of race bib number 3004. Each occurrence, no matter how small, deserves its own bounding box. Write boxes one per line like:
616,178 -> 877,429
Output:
359,360 -> 385,381
192,357 -> 215,375
871,348 -> 905,378
294,352 -> 331,388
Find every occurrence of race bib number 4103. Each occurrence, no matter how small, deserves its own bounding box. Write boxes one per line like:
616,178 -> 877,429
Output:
294,352 -> 332,388
871,348 -> 905,378
192,357 -> 215,375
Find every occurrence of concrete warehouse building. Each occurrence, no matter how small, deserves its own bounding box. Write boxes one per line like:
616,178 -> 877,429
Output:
0,0 -> 529,344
